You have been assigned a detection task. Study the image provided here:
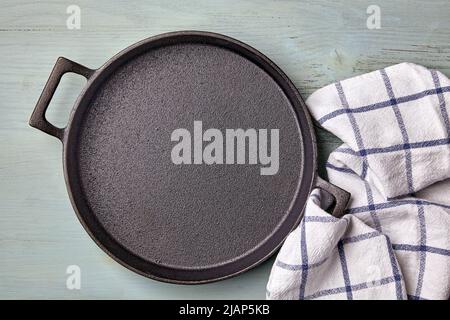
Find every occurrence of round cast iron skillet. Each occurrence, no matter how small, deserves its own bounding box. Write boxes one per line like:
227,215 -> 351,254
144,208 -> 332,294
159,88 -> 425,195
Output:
29,31 -> 350,284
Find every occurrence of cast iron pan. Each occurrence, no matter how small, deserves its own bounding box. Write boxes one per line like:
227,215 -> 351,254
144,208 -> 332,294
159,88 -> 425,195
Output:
29,31 -> 350,284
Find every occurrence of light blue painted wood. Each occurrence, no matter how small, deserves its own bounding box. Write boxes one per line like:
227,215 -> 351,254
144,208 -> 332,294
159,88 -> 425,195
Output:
1,0 -> 450,299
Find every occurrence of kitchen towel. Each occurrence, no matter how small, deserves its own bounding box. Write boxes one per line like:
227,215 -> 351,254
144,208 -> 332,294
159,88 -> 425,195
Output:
266,63 -> 450,300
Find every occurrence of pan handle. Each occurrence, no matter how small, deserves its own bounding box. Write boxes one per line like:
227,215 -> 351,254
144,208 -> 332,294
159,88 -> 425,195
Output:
314,176 -> 350,218
29,57 -> 94,141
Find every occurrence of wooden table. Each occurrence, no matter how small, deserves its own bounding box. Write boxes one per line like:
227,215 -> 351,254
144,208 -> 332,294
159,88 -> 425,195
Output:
1,0 -> 449,299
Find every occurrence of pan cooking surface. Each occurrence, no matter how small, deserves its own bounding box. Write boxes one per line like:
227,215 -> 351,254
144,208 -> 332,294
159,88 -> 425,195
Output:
76,42 -> 305,269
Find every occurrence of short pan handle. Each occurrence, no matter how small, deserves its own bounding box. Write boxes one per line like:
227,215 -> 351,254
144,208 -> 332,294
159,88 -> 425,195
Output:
29,57 -> 94,140
315,176 -> 350,218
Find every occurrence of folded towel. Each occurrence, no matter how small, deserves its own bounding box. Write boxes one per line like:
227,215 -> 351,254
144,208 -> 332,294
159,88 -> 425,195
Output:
266,63 -> 450,300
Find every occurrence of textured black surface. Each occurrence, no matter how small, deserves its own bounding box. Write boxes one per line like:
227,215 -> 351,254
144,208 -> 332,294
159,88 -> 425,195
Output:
76,43 -> 304,269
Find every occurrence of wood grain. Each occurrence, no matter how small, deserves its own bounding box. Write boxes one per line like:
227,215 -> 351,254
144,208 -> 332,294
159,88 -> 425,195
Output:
1,0 -> 450,299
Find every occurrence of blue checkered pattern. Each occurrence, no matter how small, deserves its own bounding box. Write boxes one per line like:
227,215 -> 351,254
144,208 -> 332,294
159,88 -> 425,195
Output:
267,63 -> 450,300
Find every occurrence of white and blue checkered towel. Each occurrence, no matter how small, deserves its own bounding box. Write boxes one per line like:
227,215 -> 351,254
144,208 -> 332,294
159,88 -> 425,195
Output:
267,63 -> 450,300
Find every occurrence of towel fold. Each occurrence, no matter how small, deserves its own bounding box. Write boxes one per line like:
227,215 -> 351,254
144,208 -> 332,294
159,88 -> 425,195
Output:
266,63 -> 450,300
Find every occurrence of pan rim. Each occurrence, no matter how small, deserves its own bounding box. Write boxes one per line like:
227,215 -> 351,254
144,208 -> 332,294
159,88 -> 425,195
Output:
62,30 -> 318,284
